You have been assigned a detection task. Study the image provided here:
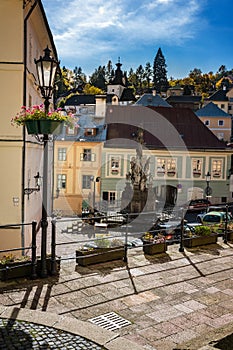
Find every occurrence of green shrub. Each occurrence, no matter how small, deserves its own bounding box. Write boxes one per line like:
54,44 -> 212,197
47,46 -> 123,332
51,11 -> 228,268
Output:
194,225 -> 212,236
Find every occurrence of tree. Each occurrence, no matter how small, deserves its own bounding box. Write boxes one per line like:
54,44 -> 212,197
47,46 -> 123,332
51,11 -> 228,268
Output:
73,66 -> 86,88
89,66 -> 106,91
56,66 -> 73,98
144,62 -> 152,89
153,48 -> 169,93
136,64 -> 145,89
83,83 -> 104,95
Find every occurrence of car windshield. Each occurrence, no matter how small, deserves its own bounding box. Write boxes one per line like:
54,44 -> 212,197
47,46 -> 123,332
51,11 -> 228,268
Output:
204,215 -> 221,223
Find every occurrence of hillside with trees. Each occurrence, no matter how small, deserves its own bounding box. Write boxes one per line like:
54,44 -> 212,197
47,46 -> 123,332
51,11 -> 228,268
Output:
55,48 -> 233,103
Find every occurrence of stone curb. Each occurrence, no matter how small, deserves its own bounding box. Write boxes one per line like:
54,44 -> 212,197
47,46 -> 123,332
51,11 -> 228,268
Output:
0,306 -> 144,350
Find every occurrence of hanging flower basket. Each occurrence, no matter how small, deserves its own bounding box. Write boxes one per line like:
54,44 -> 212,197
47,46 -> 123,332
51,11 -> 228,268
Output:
193,171 -> 201,178
11,104 -> 75,135
25,120 -> 40,134
167,170 -> 176,177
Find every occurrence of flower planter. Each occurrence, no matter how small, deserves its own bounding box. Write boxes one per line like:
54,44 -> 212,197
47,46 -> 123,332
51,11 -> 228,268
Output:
184,234 -> 218,248
167,171 -> 176,177
25,120 -> 40,134
0,261 -> 32,281
38,120 -> 63,135
157,172 -> 165,177
76,247 -> 125,266
193,172 -> 201,178
25,120 -> 63,135
143,241 -> 167,255
226,231 -> 233,241
0,257 -> 60,281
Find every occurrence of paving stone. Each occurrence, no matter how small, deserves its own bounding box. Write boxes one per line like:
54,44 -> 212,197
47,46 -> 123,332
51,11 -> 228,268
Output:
0,318 -> 104,349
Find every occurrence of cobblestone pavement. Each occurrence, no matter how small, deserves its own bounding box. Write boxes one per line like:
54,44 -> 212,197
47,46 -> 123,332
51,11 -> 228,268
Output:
2,224 -> 233,349
0,318 -> 104,350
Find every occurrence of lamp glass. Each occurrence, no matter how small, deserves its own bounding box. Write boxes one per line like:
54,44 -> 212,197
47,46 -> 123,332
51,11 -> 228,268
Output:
206,172 -> 211,182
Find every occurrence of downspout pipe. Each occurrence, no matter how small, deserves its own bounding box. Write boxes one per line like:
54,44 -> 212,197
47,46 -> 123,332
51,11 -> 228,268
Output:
22,0 -> 38,251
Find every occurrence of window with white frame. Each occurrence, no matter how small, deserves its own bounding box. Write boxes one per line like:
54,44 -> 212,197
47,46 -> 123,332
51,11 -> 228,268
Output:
218,120 -> 224,126
66,127 -> 75,135
211,159 -> 223,178
58,148 -> 67,161
192,158 -> 202,176
111,156 -> 120,174
57,174 -> 66,189
109,192 -> 116,202
156,158 -> 176,176
81,149 -> 95,161
84,128 -> 96,136
82,175 -> 92,189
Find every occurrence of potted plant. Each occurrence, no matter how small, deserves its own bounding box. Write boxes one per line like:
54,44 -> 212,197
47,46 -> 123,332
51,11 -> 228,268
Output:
193,170 -> 201,178
157,167 -> 165,176
0,253 -> 60,281
184,225 -> 218,248
167,170 -> 176,177
0,254 -> 32,281
11,104 -> 75,134
142,232 -> 167,255
76,237 -> 125,266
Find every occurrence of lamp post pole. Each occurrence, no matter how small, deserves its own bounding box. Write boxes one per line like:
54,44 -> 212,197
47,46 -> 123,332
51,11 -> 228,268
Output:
205,171 -> 212,200
91,176 -> 100,213
35,48 -> 59,277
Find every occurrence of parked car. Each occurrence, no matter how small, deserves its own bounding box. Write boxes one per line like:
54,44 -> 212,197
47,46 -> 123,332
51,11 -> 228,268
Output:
197,205 -> 232,223
201,211 -> 233,232
187,199 -> 211,211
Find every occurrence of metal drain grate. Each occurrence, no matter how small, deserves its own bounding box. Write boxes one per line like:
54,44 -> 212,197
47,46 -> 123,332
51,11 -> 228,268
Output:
88,312 -> 131,331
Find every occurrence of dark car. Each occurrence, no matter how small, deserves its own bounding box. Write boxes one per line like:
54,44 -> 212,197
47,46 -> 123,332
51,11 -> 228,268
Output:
188,199 -> 211,211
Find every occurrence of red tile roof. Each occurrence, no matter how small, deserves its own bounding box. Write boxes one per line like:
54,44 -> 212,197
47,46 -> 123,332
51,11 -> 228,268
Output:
105,106 -> 227,150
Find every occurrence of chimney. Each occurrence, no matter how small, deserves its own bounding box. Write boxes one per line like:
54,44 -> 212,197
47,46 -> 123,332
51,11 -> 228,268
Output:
152,90 -> 156,96
95,95 -> 106,117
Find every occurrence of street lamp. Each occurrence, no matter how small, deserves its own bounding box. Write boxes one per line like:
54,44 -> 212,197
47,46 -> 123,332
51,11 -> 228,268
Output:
35,47 -> 59,277
24,172 -> 42,197
205,171 -> 212,198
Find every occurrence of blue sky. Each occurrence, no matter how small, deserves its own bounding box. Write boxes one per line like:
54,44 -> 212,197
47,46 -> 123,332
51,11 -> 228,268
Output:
42,0 -> 233,80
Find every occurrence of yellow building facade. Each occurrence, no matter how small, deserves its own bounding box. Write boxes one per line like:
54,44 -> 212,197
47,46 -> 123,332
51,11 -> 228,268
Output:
0,0 -> 58,254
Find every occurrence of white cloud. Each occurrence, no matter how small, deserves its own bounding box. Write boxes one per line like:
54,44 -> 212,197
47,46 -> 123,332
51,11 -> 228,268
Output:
42,0 -> 204,71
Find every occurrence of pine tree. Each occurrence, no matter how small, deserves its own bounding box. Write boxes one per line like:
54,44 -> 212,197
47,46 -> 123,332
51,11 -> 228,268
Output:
153,48 -> 169,93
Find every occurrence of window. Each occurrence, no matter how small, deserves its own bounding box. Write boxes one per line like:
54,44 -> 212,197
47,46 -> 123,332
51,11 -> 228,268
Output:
218,120 -> 224,126
84,128 -> 96,136
221,104 -> 225,109
156,158 -> 176,176
66,127 -> 75,135
192,159 -> 202,176
57,174 -> 66,189
204,120 -> 210,126
157,158 -> 166,174
212,159 -> 223,178
103,191 -> 116,202
82,175 -> 92,189
81,149 -> 95,161
58,148 -> 67,161
109,192 -> 116,202
111,156 -> 120,174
